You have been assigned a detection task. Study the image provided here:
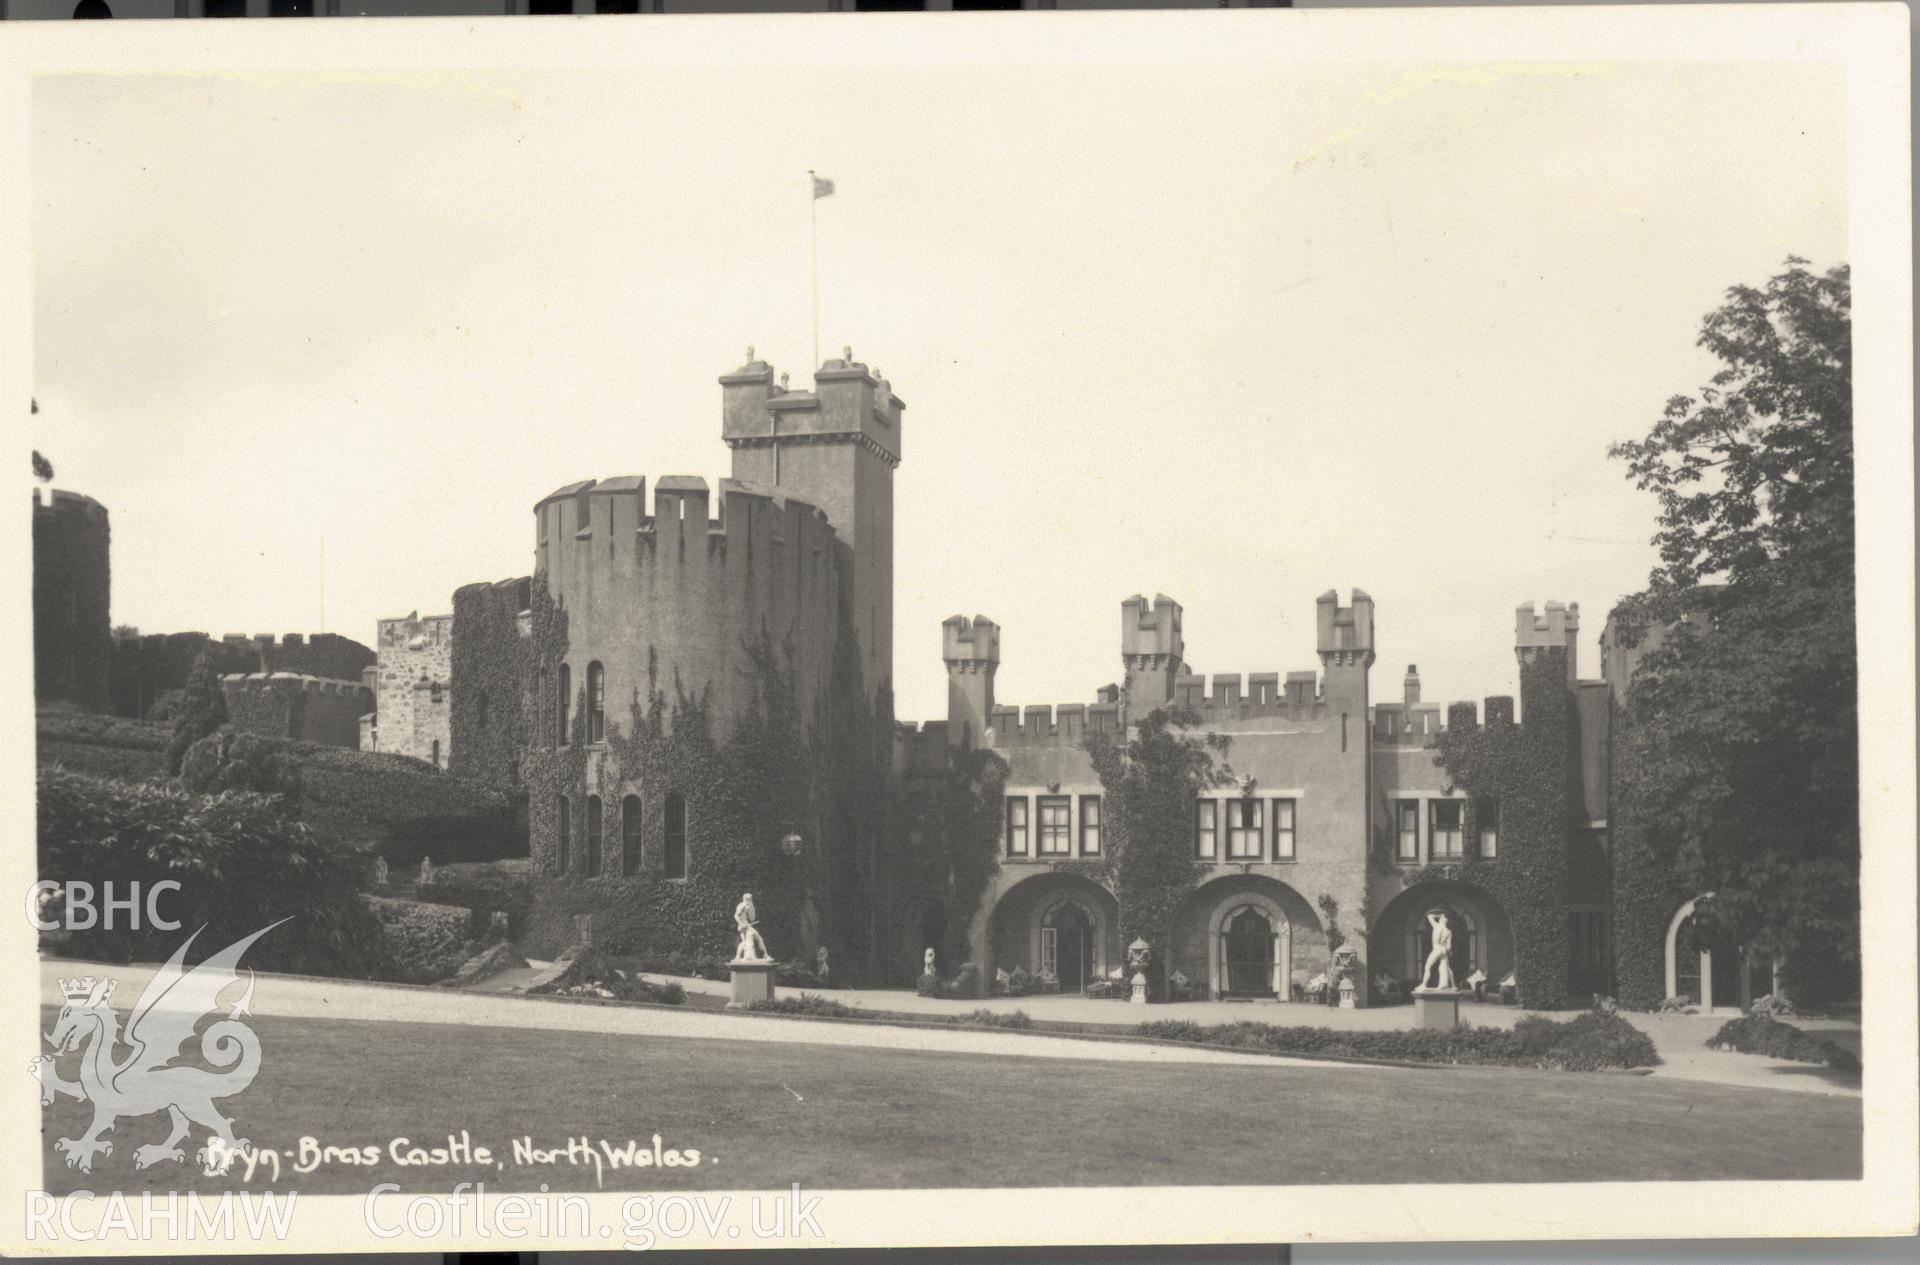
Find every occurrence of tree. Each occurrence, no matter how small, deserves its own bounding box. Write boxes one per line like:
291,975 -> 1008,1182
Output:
32,451 -> 52,483
1084,707 -> 1233,991
1606,259 -> 1856,1002
167,648 -> 230,775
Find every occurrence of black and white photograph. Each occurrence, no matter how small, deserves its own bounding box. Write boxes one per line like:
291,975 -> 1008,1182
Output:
1,4 -> 1913,1255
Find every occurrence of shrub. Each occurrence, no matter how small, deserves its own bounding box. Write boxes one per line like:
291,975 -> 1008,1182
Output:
949,1008 -> 1033,1030
178,728 -> 303,801
749,993 -> 859,1018
1512,1010 -> 1658,1071
916,971 -> 942,997
420,860 -> 534,941
1136,1007 -> 1658,1070
1708,1014 -> 1859,1072
36,766 -> 383,977
529,949 -> 687,1005
167,650 -> 228,775
368,897 -> 477,984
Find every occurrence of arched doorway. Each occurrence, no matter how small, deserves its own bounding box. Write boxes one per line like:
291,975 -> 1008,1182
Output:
1666,898 -> 1778,1012
1041,900 -> 1094,992
1221,906 -> 1281,997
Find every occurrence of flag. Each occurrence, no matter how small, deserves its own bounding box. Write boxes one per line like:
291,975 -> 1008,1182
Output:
811,174 -> 835,200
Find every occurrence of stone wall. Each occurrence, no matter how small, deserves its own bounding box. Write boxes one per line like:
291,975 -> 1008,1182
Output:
372,613 -> 453,766
112,631 -> 373,720
221,673 -> 372,748
33,489 -> 111,713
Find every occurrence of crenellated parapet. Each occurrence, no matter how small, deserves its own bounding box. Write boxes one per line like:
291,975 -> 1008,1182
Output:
1169,670 -> 1328,722
942,614 -> 1000,748
532,472 -> 843,741
1120,593 -> 1184,713
985,701 -> 1122,748
220,671 -> 373,749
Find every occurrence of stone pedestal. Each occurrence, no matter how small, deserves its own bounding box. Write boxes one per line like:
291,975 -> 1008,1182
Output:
1412,986 -> 1467,1030
1130,971 -> 1148,1005
727,960 -> 776,1010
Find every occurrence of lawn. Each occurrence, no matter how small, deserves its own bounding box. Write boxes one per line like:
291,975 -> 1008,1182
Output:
39,1008 -> 1860,1195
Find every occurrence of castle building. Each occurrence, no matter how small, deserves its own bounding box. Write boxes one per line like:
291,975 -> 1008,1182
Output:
419,346 -> 1766,1011
32,487 -> 112,713
446,351 -> 900,966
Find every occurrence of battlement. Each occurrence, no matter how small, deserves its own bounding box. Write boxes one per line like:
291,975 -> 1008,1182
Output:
535,474 -> 838,585
720,348 -> 904,468
1515,599 -> 1580,685
985,701 -> 1122,748
894,719 -> 954,776
220,671 -> 374,699
33,487 -> 109,522
942,615 -> 1000,668
1167,670 -> 1329,722
1371,693 -> 1524,746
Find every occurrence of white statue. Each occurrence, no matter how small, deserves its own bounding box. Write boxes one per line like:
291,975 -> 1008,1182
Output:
733,893 -> 771,963
371,855 -> 388,887
815,945 -> 830,981
923,947 -> 937,978
418,856 -> 434,887
1421,911 -> 1455,991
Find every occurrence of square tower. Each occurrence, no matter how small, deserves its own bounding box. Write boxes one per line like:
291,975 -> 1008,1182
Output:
722,348 -> 902,699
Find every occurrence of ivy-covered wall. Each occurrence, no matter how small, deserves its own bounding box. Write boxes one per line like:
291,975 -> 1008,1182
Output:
1607,692 -> 1690,1009
513,576 -> 889,979
1406,651 -> 1580,1009
450,578 -> 531,788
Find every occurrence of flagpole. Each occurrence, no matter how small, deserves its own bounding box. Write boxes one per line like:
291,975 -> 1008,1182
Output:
808,169 -> 820,370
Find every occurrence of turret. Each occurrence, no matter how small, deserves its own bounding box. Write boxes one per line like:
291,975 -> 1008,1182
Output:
942,615 -> 1000,748
722,346 -> 901,700
1120,593 -> 1184,718
1516,600 -> 1579,688
1315,588 -> 1374,729
1403,664 -> 1421,707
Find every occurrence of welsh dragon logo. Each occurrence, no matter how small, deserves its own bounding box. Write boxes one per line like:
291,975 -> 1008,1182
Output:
32,920 -> 285,1175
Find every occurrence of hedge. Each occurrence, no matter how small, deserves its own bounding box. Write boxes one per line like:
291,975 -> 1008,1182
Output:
1707,1014 -> 1859,1072
366,897 -> 484,985
37,710 -> 526,866
36,766 -> 383,977
419,860 -> 534,941
1137,1008 -> 1659,1070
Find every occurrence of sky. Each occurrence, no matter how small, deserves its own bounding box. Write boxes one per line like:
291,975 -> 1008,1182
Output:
29,57 -> 1848,722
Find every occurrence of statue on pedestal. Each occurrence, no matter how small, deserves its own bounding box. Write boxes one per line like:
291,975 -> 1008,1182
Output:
924,947 -> 936,978
815,945 -> 831,981
1420,911 -> 1456,991
733,893 -> 771,963
418,856 -> 434,887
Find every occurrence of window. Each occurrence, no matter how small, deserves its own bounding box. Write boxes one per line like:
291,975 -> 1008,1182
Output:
529,0 -> 572,11
1226,798 -> 1263,860
1431,799 -> 1464,859
556,796 -> 571,875
1037,797 -> 1071,855
1272,797 -> 1296,859
534,669 -> 547,745
663,791 -> 687,879
1195,799 -> 1218,860
509,756 -> 520,786
585,796 -> 603,877
430,739 -> 440,768
430,681 -> 442,704
596,0 -> 640,10
204,0 -> 243,14
1477,797 -> 1500,859
270,0 -> 313,13
477,691 -> 489,732
557,664 -> 571,746
1395,800 -> 1419,861
1004,796 -> 1029,857
1079,795 -> 1102,855
621,795 -> 642,875
587,662 -> 605,743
